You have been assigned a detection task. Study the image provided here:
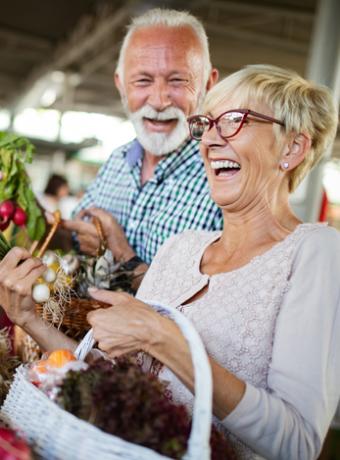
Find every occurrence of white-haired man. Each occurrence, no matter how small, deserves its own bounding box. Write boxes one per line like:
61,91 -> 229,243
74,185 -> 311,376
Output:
63,8 -> 221,288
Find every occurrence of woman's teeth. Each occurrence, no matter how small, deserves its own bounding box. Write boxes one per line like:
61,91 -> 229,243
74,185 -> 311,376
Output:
210,160 -> 241,170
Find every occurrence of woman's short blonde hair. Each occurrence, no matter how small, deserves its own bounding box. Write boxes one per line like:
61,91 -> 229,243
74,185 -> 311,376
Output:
204,64 -> 339,192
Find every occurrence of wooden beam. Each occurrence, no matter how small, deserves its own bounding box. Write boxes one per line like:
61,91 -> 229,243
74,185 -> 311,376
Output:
202,0 -> 314,22
8,2 -> 134,112
0,25 -> 52,50
205,23 -> 309,54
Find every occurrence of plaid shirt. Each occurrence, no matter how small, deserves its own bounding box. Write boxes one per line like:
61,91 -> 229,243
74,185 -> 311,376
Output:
74,138 -> 222,264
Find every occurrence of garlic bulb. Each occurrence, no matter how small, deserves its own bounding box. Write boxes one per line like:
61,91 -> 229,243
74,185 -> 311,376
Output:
42,250 -> 58,266
43,267 -> 57,283
32,283 -> 50,304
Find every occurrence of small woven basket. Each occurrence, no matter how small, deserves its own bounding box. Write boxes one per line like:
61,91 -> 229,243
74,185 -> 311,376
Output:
36,297 -> 108,339
14,213 -> 111,361
14,298 -> 109,363
1,302 -> 213,460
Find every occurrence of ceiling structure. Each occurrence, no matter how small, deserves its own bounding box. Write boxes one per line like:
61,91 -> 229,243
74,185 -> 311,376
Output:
0,0 -> 338,153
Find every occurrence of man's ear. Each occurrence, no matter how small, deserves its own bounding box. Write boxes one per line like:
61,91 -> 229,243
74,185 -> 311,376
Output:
206,67 -> 219,92
281,133 -> 311,170
114,72 -> 124,96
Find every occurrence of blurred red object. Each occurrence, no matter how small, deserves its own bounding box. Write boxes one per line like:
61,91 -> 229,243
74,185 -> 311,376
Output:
0,427 -> 32,459
319,189 -> 328,222
0,309 -> 14,352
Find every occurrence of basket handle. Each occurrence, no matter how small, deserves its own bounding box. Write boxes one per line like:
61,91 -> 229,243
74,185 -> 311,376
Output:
149,302 -> 212,460
74,329 -> 96,361
74,301 -> 212,460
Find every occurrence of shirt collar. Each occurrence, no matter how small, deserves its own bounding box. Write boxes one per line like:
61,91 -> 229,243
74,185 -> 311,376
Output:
123,137 -> 200,182
125,139 -> 143,168
154,138 -> 200,182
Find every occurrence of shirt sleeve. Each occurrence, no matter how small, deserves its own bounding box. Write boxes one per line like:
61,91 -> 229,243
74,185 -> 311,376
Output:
222,226 -> 340,460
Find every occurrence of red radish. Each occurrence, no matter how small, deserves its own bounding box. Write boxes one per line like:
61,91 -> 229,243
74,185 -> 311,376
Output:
0,428 -> 31,460
0,218 -> 10,231
0,201 -> 15,220
12,207 -> 27,227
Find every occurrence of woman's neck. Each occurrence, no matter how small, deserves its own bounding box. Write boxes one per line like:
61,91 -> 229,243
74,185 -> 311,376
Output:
201,195 -> 301,275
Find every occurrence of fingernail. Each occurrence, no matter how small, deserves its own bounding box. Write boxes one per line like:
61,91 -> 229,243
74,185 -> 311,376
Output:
88,287 -> 98,293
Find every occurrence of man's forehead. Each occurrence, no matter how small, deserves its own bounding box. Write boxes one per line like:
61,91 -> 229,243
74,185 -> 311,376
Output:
126,25 -> 202,56
124,27 -> 203,74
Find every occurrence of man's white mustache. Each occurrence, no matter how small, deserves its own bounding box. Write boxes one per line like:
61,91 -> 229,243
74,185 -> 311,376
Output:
135,105 -> 185,122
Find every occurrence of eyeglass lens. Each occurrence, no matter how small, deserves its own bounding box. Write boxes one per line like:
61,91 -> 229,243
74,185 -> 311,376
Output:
190,112 -> 244,140
190,117 -> 211,139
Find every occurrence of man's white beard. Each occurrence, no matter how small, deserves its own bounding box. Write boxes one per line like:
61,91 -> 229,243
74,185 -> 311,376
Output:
128,105 -> 190,156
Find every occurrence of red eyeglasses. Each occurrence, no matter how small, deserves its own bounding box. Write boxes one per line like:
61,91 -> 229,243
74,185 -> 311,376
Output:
188,109 -> 285,141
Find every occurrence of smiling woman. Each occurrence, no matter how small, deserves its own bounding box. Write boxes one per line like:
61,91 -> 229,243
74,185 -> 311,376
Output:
132,64 -> 340,460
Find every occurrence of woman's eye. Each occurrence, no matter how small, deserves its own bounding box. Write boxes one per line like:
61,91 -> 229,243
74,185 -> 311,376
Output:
229,116 -> 243,123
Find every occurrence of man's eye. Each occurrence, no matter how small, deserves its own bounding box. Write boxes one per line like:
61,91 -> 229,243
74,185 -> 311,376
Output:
170,78 -> 186,84
134,79 -> 151,85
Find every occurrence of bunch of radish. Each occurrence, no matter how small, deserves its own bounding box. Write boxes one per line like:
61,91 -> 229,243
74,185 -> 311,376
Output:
0,132 -> 46,241
0,200 -> 27,231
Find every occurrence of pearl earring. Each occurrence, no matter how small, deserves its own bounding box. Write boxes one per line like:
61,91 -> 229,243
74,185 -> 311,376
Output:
282,162 -> 289,170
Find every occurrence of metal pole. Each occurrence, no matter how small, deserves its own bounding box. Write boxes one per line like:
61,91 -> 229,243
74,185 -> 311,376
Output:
294,0 -> 340,222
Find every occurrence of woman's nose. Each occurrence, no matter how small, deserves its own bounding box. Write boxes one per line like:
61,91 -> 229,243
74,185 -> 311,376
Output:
201,122 -> 226,147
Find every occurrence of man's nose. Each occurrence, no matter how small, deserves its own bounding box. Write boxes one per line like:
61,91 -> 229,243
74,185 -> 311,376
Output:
147,80 -> 172,111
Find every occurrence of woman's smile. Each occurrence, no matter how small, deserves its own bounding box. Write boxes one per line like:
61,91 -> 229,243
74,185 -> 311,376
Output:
210,158 -> 241,179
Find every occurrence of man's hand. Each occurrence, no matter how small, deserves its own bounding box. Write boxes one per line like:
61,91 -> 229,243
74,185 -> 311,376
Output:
0,248 -> 46,327
87,288 -> 161,357
61,216 -> 100,256
78,208 -> 135,262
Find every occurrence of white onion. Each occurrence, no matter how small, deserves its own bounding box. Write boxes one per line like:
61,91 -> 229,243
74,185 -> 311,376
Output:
32,283 -> 50,303
43,267 -> 57,283
42,251 -> 58,266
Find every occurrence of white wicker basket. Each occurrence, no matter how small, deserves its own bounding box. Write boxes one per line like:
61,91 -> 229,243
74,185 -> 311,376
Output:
1,302 -> 213,460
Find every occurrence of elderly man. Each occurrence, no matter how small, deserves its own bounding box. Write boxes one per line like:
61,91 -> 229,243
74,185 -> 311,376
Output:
63,8 -> 221,286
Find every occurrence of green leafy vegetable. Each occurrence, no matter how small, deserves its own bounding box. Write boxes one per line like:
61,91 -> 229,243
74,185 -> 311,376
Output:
0,232 -> 12,260
0,131 -> 45,241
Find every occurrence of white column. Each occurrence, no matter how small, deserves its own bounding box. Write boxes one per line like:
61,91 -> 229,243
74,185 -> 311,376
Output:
291,0 -> 340,222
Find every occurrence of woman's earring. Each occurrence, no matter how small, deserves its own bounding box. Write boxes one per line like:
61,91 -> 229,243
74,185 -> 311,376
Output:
281,161 -> 289,170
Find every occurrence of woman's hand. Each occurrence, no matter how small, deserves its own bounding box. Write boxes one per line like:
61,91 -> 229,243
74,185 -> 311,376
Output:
87,288 -> 161,357
0,248 -> 46,327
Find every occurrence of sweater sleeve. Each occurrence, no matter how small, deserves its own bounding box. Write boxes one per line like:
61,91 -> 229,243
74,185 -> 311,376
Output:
222,226 -> 340,460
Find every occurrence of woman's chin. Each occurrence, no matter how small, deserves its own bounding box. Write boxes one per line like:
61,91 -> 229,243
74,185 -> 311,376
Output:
210,190 -> 240,209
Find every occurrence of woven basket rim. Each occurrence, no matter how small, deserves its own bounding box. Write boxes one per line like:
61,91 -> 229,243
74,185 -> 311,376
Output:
1,365 -> 170,460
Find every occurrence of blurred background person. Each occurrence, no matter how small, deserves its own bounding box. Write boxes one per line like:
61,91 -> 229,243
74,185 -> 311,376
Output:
38,174 -> 79,219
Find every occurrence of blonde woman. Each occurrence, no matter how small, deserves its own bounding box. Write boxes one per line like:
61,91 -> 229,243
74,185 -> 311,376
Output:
1,65 -> 339,459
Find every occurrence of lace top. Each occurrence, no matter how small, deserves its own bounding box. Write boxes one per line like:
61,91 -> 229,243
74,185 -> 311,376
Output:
137,224 -> 340,460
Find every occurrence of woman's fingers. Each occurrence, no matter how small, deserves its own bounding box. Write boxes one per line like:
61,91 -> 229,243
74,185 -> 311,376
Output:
15,257 -> 45,280
0,263 -> 46,297
20,264 -> 48,290
0,247 -> 31,271
88,287 -> 131,306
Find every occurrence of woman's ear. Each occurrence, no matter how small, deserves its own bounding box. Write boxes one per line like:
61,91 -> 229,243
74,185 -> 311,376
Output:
280,133 -> 311,171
